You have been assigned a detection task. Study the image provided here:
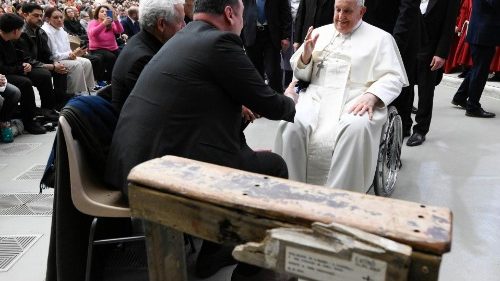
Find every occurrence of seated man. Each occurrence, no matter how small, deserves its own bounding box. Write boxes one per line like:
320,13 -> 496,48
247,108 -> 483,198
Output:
274,0 -> 408,193
0,13 -> 51,134
17,3 -> 68,112
105,0 -> 296,279
111,0 -> 186,112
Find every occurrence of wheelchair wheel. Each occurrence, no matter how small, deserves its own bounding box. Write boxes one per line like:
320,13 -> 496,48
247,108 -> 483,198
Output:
373,106 -> 402,197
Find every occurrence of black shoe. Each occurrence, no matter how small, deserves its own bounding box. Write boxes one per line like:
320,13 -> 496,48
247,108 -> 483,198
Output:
465,108 -> 496,118
24,120 -> 47,135
35,108 -> 59,122
407,132 -> 425,146
451,99 -> 467,109
195,241 -> 237,278
411,106 -> 418,114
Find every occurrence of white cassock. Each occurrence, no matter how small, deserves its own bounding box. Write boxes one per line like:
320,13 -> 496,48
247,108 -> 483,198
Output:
274,21 -> 408,192
42,23 -> 95,93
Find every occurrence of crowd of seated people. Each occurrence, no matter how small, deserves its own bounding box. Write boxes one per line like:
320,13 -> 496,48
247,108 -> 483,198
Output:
0,0 -> 139,142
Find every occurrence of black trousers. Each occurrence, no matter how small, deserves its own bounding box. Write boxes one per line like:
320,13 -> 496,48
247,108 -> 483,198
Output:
239,141 -> 288,179
5,74 -> 38,122
52,72 -> 67,98
246,27 -> 283,93
84,53 -> 105,83
90,49 -> 119,82
412,57 -> 439,135
27,67 -> 56,109
453,43 -> 496,111
390,85 -> 413,134
0,83 -> 21,122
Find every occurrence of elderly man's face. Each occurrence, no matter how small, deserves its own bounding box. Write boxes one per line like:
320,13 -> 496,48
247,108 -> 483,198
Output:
333,0 -> 366,34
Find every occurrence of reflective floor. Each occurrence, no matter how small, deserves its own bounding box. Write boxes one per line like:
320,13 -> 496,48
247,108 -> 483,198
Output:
0,76 -> 499,281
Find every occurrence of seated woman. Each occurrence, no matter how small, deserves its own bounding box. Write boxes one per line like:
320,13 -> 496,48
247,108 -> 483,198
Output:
87,5 -> 123,83
63,6 -> 88,42
42,7 -> 95,94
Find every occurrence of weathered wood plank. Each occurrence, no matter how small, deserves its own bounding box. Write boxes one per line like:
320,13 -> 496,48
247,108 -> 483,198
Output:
233,223 -> 412,281
128,156 -> 452,255
129,185 -> 296,245
143,221 -> 187,281
130,185 -> 443,281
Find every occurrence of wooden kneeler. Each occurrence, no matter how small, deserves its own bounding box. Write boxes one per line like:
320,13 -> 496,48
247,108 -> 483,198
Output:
127,156 -> 452,281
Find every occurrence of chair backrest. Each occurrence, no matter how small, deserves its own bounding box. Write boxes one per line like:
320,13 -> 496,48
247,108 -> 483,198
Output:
59,115 -> 130,217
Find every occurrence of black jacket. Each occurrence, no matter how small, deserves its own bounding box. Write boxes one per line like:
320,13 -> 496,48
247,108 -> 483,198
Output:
419,0 -> 460,59
467,0 -> 500,46
120,16 -> 140,38
15,24 -> 53,68
241,0 -> 292,49
111,30 -> 163,112
364,0 -> 421,83
0,37 -> 25,75
105,20 -> 296,195
64,19 -> 87,37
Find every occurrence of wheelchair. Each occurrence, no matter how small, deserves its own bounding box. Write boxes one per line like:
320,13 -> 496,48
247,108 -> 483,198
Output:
294,81 -> 402,197
371,105 -> 403,197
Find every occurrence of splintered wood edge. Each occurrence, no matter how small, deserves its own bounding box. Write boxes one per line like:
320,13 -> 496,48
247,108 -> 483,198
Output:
128,156 -> 452,255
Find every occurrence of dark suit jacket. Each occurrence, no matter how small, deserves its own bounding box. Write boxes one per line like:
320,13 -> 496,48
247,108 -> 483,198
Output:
105,20 -> 296,194
419,0 -> 460,60
294,0 -> 334,45
120,16 -> 140,38
467,0 -> 500,46
111,30 -> 163,112
364,0 -> 421,83
242,0 -> 292,49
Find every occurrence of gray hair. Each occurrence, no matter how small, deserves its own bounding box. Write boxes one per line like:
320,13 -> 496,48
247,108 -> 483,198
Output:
139,0 -> 185,31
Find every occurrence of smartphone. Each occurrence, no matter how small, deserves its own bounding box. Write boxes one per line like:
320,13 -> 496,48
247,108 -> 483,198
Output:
106,10 -> 113,18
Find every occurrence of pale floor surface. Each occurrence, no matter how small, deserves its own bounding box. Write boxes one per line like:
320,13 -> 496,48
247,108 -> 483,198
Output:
0,80 -> 499,281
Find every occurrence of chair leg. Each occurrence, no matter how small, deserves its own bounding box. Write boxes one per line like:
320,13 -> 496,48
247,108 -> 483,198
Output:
85,217 -> 98,281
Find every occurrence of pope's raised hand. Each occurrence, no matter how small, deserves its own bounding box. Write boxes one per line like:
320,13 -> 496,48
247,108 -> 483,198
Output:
301,26 -> 319,65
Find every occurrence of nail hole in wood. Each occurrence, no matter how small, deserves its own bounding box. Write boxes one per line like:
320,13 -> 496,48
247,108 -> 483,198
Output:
255,184 -> 260,187
414,229 -> 420,233
420,205 -> 426,208
418,215 -> 424,219
243,193 -> 248,196
263,176 -> 269,179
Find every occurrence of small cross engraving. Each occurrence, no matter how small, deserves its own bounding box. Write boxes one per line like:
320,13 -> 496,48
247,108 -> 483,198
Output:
316,60 -> 326,77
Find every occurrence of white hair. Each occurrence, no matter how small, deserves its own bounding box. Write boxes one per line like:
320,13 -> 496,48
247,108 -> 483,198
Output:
336,0 -> 365,6
139,0 -> 185,31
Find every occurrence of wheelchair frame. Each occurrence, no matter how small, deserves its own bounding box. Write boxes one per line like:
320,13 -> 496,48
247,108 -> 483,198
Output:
372,106 -> 403,197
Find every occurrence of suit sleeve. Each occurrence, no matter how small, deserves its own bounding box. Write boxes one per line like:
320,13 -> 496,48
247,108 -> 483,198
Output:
294,0 -> 306,43
280,0 -> 293,40
393,0 -> 420,55
210,33 -> 295,121
435,0 -> 460,58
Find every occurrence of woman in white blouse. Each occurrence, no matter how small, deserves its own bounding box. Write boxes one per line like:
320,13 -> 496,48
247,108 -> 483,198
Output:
42,7 -> 95,94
